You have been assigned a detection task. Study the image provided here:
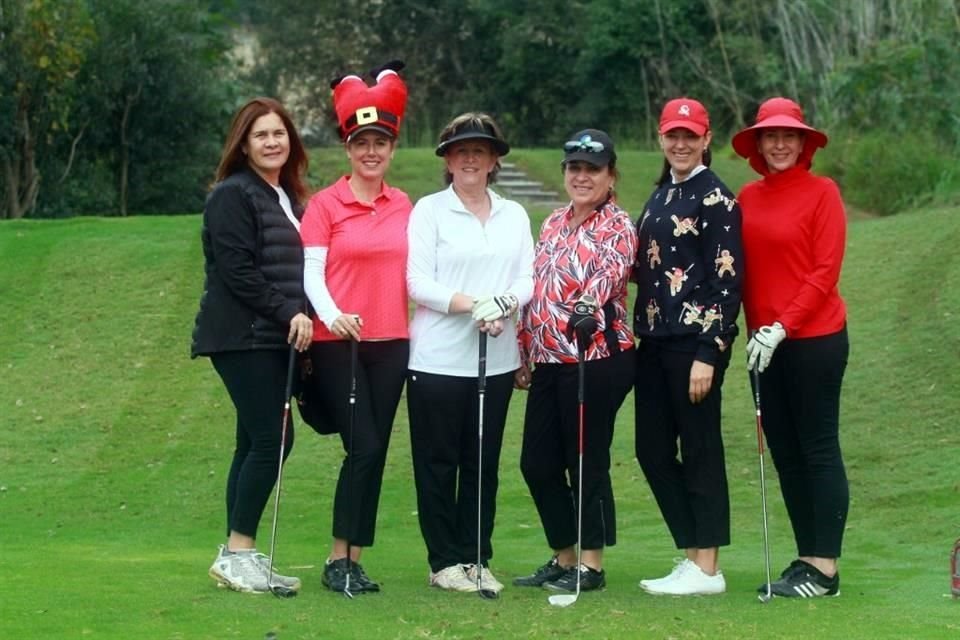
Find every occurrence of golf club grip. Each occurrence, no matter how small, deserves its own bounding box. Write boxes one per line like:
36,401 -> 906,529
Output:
478,331 -> 487,392
751,365 -> 764,455
283,344 -> 297,400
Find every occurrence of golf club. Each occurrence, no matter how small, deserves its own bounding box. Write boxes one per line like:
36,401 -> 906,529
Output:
475,330 -> 498,600
266,344 -> 298,598
342,334 -> 359,599
752,363 -> 774,603
548,336 -> 587,608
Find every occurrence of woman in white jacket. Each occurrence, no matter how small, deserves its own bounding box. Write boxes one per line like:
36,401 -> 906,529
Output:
406,112 -> 534,595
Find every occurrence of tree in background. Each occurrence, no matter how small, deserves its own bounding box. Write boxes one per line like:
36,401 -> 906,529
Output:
2,0 -> 958,217
38,0 -> 236,216
0,0 -> 94,219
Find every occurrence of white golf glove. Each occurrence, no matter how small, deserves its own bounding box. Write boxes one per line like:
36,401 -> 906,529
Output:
746,322 -> 786,373
472,293 -> 519,322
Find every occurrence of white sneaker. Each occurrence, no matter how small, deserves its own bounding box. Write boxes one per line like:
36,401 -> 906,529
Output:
465,564 -> 505,593
209,545 -> 270,593
640,558 -> 693,591
252,551 -> 302,592
643,561 -> 726,595
429,564 -> 478,592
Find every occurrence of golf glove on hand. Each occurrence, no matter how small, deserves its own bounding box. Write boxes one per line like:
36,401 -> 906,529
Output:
472,293 -> 519,322
564,294 -> 600,344
746,321 -> 786,373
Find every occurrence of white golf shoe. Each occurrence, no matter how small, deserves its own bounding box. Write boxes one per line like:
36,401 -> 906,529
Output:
251,551 -> 302,592
429,564 -> 479,592
209,545 -> 271,593
642,560 -> 726,595
465,564 -> 505,593
639,558 -> 694,591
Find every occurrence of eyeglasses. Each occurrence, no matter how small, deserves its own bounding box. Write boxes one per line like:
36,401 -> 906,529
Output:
564,138 -> 605,153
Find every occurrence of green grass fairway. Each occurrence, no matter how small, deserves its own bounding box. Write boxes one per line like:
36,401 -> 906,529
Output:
1,189 -> 959,636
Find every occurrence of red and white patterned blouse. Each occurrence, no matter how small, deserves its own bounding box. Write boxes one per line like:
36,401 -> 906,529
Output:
519,200 -> 637,364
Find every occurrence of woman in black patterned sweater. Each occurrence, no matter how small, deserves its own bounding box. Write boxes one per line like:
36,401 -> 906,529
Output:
632,98 -> 743,596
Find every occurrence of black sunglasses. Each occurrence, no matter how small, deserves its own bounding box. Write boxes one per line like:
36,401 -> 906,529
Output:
564,139 -> 605,153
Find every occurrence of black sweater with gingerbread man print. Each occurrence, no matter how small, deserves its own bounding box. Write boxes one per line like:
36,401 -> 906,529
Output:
632,166 -> 743,365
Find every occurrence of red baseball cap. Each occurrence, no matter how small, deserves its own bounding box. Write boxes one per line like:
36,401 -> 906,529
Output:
659,98 -> 710,136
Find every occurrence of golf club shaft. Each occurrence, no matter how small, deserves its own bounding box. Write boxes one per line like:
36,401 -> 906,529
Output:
476,331 -> 487,595
575,341 -> 585,599
267,345 -> 297,589
752,365 -> 773,599
345,337 -> 358,597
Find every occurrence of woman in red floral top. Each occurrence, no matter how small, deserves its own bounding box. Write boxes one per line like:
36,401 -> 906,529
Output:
513,129 -> 636,594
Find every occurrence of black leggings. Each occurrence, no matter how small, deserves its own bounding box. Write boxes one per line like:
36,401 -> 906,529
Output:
309,339 -> 409,547
755,327 -> 849,558
211,349 -> 294,540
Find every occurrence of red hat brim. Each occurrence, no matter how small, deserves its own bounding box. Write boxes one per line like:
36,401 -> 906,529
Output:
732,115 -> 828,159
659,120 -> 708,137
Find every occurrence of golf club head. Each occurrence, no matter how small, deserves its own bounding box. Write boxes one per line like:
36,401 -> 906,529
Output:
269,585 -> 297,598
547,593 -> 578,607
478,588 -> 499,600
758,585 -> 773,603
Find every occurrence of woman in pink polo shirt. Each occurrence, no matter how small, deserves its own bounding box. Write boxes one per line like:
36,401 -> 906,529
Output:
300,62 -> 412,594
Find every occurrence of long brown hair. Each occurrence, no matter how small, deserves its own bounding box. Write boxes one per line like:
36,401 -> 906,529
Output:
214,97 -> 310,204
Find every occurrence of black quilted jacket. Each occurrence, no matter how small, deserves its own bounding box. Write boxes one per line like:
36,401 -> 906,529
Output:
191,168 -> 306,357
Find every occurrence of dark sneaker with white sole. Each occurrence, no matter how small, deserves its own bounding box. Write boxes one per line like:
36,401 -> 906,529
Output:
513,555 -> 566,587
323,558 -> 379,594
764,560 -> 839,598
758,559 -> 806,593
350,562 -> 380,593
543,564 -> 606,592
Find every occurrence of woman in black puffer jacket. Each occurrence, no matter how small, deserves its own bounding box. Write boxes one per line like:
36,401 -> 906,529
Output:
192,97 -> 313,595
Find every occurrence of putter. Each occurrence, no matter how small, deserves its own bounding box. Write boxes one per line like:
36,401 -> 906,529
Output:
266,345 -> 298,598
548,337 -> 587,608
342,335 -> 359,599
752,364 -> 774,603
475,331 -> 498,600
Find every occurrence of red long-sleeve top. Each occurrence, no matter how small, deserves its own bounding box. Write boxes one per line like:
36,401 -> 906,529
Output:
738,165 -> 846,338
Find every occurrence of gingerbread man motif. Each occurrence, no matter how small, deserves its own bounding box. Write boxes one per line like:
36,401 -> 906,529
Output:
715,248 -> 736,277
647,239 -> 662,269
702,187 -> 737,211
671,215 -> 700,237
681,301 -> 704,327
646,298 -> 661,331
700,305 -> 722,333
664,266 -> 690,297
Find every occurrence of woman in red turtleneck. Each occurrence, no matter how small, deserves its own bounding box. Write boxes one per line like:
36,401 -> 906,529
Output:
732,97 -> 849,599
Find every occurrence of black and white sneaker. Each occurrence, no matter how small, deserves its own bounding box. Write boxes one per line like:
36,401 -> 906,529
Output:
757,559 -> 806,593
767,560 -> 839,598
543,564 -> 606,592
513,555 -> 566,587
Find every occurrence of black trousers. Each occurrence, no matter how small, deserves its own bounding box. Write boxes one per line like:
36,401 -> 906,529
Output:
211,349 -> 294,540
755,327 -> 849,558
308,339 -> 409,547
520,349 -> 634,551
407,370 -> 515,572
634,342 -> 731,549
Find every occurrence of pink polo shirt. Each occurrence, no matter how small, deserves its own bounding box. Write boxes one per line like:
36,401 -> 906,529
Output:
301,176 -> 412,341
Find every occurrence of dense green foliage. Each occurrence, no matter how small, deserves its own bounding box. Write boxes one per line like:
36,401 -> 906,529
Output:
1,205 -> 959,638
1,0 -> 958,218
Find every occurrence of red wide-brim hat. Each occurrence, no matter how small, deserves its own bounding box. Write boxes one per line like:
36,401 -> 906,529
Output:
731,97 -> 828,160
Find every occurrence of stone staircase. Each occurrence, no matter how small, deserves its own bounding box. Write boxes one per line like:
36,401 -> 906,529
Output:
495,162 -> 567,211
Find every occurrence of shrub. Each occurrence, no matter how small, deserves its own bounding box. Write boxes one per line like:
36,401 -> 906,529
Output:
826,130 -> 945,216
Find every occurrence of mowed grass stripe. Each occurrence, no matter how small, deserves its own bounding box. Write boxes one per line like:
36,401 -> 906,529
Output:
1,178 -> 958,638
